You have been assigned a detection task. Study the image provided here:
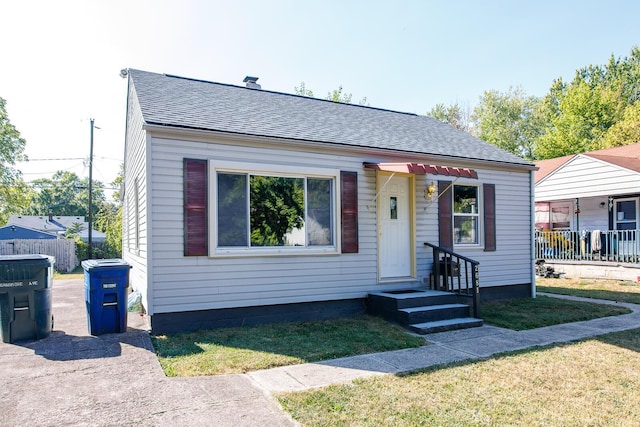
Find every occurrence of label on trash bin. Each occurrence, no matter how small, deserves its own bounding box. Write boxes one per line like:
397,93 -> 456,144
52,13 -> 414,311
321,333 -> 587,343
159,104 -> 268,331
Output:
0,280 -> 36,288
102,283 -> 117,289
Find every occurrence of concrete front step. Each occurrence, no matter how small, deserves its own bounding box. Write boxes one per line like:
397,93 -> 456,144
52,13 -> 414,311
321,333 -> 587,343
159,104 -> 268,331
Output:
409,317 -> 483,334
369,289 -> 462,310
398,303 -> 471,324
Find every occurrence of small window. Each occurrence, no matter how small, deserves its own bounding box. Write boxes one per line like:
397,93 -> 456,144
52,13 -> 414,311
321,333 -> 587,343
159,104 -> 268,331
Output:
390,196 -> 398,219
550,204 -> 571,231
453,185 -> 479,245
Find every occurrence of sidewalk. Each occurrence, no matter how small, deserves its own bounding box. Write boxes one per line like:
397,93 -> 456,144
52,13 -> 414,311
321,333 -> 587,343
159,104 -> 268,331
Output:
1,280 -> 639,426
247,293 -> 640,393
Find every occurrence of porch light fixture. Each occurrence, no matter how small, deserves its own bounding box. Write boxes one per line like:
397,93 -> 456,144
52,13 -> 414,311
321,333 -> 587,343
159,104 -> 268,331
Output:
425,181 -> 437,201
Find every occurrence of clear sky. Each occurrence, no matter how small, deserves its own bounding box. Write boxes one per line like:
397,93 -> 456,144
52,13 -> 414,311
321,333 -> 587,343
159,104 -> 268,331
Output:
2,0 -> 639,191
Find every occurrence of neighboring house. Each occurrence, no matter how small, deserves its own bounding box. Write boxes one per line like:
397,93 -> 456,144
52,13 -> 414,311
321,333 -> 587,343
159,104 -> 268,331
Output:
7,215 -> 106,243
0,225 -> 57,240
534,143 -> 640,275
122,69 -> 536,333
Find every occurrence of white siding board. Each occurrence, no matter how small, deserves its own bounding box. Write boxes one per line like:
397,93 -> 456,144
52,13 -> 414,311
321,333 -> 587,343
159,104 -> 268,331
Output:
122,83 -> 152,312
537,155 -> 640,201
142,132 -> 533,314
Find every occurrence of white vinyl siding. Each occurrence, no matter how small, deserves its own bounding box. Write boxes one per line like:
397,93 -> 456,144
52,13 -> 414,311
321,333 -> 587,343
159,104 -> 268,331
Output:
122,83 -> 150,312
142,132 -> 533,314
536,155 -> 640,201
446,169 -> 533,287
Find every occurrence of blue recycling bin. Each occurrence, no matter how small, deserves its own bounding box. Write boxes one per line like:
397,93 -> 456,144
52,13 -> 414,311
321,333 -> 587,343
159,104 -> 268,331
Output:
82,259 -> 131,336
0,254 -> 54,343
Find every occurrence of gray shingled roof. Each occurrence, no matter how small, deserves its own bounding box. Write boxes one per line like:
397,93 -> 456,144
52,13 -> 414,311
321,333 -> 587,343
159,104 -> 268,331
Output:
129,69 -> 533,167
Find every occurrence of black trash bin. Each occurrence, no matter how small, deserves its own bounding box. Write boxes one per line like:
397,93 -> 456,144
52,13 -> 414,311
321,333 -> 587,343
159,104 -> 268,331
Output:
82,259 -> 131,336
0,254 -> 54,343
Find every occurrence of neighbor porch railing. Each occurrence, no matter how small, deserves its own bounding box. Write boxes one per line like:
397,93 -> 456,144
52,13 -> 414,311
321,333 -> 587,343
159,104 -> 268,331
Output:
424,242 -> 480,318
535,230 -> 640,264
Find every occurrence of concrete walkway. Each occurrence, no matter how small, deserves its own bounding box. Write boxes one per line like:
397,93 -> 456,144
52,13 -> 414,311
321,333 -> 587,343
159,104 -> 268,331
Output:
247,293 -> 640,393
1,280 -> 639,426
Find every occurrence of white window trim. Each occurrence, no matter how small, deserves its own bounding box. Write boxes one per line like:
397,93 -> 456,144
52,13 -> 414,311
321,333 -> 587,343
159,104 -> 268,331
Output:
614,197 -> 638,230
550,201 -> 573,231
453,183 -> 483,248
209,160 -> 341,257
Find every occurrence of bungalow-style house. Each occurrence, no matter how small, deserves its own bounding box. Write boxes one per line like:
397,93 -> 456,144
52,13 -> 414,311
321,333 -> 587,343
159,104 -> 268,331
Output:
122,69 -> 536,333
6,215 -> 106,243
535,143 -> 640,279
0,225 -> 57,240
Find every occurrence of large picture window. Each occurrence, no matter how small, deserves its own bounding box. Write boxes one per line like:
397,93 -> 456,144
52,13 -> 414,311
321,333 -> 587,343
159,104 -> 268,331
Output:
213,163 -> 337,254
453,184 -> 479,245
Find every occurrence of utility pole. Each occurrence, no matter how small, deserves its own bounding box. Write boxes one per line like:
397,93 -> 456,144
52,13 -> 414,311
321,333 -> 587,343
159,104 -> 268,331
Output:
88,118 -> 94,259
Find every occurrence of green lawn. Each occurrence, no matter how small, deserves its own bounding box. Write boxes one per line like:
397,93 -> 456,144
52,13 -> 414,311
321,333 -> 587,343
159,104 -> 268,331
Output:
481,294 -> 630,330
277,328 -> 640,426
537,277 -> 640,304
53,266 -> 84,280
151,291 -> 631,376
151,315 -> 425,376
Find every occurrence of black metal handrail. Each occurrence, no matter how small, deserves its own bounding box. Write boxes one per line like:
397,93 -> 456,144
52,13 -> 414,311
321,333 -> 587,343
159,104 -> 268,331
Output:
424,242 -> 480,318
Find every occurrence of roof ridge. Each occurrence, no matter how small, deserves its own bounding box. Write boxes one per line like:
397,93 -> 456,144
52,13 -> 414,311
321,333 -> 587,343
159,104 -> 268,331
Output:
161,71 -> 419,117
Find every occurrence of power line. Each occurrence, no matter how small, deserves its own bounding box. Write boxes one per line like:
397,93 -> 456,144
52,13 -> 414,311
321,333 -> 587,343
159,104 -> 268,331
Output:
18,157 -> 85,161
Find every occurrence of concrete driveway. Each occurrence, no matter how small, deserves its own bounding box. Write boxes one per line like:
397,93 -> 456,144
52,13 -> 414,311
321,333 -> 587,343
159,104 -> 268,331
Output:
0,279 -> 295,426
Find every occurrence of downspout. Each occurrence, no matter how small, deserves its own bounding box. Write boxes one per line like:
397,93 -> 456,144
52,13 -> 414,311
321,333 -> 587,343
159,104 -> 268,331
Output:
530,170 -> 536,298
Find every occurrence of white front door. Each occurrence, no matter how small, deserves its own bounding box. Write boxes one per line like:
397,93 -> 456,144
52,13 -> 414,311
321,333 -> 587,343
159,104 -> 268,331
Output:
379,175 -> 413,279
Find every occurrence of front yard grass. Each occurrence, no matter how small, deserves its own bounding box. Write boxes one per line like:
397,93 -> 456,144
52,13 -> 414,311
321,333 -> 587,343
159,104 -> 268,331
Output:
480,294 -> 631,330
151,315 -> 425,376
537,277 -> 640,304
151,291 -> 631,376
277,328 -> 640,426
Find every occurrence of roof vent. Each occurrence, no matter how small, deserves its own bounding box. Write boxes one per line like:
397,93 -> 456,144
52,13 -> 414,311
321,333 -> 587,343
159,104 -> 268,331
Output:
243,76 -> 261,89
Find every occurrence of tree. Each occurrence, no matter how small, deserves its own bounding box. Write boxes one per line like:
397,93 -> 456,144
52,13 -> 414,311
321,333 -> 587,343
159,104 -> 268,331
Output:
472,87 -> 546,159
0,97 -> 30,224
602,102 -> 640,146
426,102 -> 472,133
294,82 -> 314,97
293,83 -> 368,105
93,166 -> 123,258
534,46 -> 640,158
327,86 -> 353,104
26,171 -> 105,217
535,79 -> 625,158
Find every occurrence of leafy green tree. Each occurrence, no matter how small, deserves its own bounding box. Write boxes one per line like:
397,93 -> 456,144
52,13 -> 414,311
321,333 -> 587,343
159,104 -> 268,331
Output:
64,222 -> 85,238
535,81 -> 624,158
0,97 -> 30,224
535,46 -> 640,158
294,82 -> 314,97
94,203 -> 122,258
602,102 -> 640,146
327,86 -> 353,104
26,170 -> 105,217
472,87 -> 546,159
93,165 -> 124,258
427,102 -> 472,133
294,83 -> 368,105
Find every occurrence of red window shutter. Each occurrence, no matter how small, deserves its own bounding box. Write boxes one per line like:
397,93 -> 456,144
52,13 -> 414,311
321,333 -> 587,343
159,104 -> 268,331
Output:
483,183 -> 496,251
341,171 -> 358,253
438,180 -> 453,250
184,159 -> 208,256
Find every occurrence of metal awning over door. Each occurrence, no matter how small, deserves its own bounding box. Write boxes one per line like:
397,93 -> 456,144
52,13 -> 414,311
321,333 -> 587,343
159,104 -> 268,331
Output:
364,162 -> 478,179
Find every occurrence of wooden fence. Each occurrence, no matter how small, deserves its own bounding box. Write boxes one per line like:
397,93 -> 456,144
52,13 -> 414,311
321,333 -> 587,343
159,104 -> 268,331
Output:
0,239 -> 79,272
